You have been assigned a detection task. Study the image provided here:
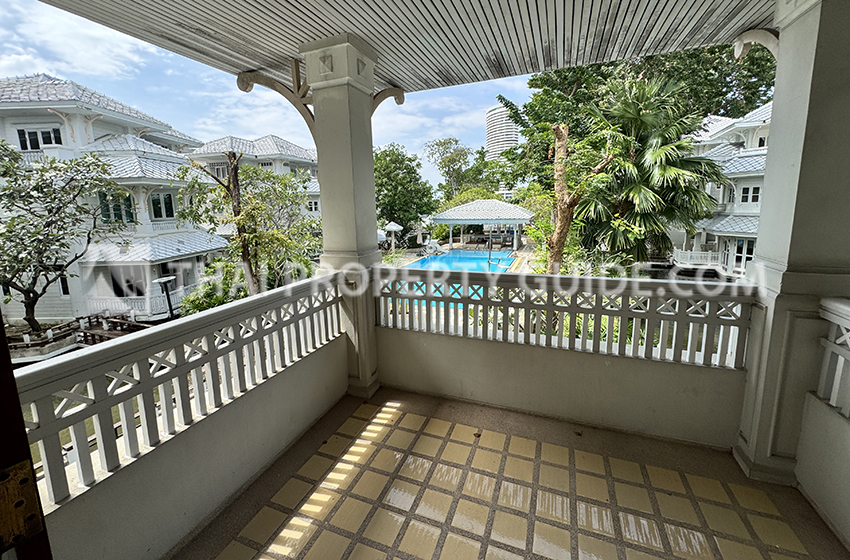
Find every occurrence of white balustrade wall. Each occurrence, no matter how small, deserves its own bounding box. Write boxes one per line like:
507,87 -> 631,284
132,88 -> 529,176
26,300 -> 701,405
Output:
86,283 -> 199,317
816,298 -> 850,416
672,248 -> 723,266
374,267 -> 755,369
16,273 -> 344,508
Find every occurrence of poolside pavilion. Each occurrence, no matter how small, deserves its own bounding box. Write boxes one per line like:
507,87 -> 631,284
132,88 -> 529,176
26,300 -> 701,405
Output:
431,200 -> 534,250
5,1 -> 850,559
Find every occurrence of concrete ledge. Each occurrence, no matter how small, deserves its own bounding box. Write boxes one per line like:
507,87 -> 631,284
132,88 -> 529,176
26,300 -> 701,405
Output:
796,392 -> 850,548
376,328 -> 746,448
44,336 -> 349,560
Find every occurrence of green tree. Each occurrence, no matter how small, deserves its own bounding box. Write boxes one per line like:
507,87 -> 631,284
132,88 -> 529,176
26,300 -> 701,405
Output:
423,139 -> 502,200
181,259 -> 248,315
177,162 -> 320,296
0,140 -> 124,332
575,80 -> 728,263
374,144 -> 437,236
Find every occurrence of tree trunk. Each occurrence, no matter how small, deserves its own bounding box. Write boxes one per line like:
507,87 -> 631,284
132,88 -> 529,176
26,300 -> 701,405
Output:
226,151 -> 260,295
23,296 -> 41,334
547,124 -> 574,274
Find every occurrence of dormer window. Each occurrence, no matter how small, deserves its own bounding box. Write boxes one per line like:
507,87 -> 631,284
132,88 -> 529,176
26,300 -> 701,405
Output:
17,127 -> 62,151
209,163 -> 229,179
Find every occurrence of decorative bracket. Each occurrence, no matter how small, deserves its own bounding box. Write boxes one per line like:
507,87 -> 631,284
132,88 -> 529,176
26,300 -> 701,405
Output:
371,87 -> 405,115
133,127 -> 151,138
237,60 -> 315,138
46,108 -> 75,142
734,29 -> 779,60
84,114 -> 103,144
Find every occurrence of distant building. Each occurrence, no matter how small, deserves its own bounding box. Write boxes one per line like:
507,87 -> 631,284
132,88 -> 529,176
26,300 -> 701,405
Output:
485,105 -> 518,161
190,135 -> 321,218
0,74 -> 227,322
672,102 -> 771,277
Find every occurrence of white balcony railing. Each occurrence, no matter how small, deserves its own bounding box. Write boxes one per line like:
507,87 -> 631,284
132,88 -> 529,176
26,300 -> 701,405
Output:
374,268 -> 755,369
672,248 -> 724,266
17,273 -> 344,507
151,219 -> 178,231
817,298 -> 850,417
86,283 -> 199,318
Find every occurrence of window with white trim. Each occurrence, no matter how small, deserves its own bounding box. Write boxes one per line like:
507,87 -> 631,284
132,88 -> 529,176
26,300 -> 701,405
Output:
726,186 -> 736,203
209,163 -> 229,179
110,265 -> 146,297
98,192 -> 135,223
59,275 -> 70,296
307,200 -> 319,212
259,162 -> 273,169
17,127 -> 62,150
150,192 -> 176,219
740,186 -> 761,203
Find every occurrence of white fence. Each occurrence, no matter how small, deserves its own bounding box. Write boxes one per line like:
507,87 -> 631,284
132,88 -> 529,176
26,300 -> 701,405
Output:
672,248 -> 723,266
817,298 -> 850,417
86,283 -> 199,318
374,268 -> 755,369
16,273 -> 344,507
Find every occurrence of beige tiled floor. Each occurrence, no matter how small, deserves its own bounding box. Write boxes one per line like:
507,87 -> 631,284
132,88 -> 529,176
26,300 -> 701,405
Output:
172,390 -> 850,560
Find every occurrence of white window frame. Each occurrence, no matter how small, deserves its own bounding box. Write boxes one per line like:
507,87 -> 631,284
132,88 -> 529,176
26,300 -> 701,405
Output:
150,191 -> 177,219
16,126 -> 63,151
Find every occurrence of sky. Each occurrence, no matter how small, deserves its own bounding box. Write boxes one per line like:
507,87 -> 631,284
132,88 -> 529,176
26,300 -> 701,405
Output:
0,0 -> 536,185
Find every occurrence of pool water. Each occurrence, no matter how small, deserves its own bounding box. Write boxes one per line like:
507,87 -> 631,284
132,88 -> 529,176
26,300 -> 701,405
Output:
405,250 -> 515,272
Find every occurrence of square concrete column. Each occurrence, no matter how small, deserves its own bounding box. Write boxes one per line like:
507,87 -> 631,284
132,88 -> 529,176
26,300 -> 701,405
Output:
301,34 -> 381,397
735,0 -> 850,484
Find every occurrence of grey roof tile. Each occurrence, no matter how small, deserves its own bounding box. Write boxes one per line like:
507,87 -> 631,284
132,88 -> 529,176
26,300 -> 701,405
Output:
194,134 -> 316,161
433,199 -> 534,223
698,215 -> 759,235
739,101 -> 773,124
82,231 -> 228,264
690,114 -> 737,142
722,150 -> 767,175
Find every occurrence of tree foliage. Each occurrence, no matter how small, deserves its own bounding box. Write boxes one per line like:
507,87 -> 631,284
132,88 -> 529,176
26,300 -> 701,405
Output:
177,162 -> 320,297
0,140 -> 124,332
423,138 -> 502,200
374,143 -> 437,236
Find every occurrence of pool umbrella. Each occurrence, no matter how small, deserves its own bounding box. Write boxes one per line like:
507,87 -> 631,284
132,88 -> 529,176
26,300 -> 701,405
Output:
385,221 -> 403,251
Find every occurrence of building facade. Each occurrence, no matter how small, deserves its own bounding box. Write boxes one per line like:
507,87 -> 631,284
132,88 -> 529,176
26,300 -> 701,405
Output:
673,102 -> 771,277
484,104 -> 518,162
190,135 -> 321,217
0,74 -> 228,323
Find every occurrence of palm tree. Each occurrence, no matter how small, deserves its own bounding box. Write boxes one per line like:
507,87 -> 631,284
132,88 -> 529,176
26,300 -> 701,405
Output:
575,79 -> 728,263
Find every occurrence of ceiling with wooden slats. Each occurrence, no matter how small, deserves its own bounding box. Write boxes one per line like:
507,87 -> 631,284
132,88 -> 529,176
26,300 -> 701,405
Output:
41,0 -> 776,93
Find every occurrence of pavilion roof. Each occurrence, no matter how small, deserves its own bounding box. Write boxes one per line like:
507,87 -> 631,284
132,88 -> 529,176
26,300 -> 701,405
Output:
432,200 -> 534,225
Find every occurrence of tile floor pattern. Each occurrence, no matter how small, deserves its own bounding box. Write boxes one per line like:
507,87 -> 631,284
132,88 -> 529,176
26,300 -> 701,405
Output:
208,399 -> 831,560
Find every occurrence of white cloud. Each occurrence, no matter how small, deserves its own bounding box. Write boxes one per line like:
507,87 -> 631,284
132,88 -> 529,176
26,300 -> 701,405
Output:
0,0 -> 159,78
189,82 -> 315,147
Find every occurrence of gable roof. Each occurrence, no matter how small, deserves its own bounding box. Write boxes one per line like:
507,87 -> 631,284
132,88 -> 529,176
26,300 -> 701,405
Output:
0,74 -> 200,143
193,134 -> 316,161
432,199 -> 534,225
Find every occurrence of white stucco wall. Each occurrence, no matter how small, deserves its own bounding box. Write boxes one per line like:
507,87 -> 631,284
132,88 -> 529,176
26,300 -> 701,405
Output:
43,336 -> 348,560
376,328 -> 746,448
795,392 -> 850,548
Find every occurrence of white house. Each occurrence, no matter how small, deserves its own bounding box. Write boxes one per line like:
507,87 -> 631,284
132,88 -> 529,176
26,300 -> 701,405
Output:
673,102 -> 772,277
190,135 -> 321,217
0,74 -> 228,323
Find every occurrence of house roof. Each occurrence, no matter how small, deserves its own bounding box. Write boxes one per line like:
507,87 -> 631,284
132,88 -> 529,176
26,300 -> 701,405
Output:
697,215 -> 760,236
722,150 -> 767,175
305,179 -> 320,194
81,134 -> 193,181
81,231 -> 228,265
39,1 -> 775,94
703,143 -> 742,163
432,200 -> 534,225
691,115 -> 737,143
193,135 -> 316,161
0,75 -> 200,143
739,101 -> 773,124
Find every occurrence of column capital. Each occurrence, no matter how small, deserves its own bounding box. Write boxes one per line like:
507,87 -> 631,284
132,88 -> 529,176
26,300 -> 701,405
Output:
300,33 -> 376,95
775,0 -> 819,29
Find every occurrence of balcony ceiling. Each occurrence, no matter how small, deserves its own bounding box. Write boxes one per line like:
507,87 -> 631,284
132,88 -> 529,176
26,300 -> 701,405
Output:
41,0 -> 775,93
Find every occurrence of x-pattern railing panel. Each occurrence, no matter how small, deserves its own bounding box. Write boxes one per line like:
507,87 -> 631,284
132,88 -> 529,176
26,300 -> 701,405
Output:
374,268 -> 754,371
15,273 -> 345,507
817,299 -> 850,418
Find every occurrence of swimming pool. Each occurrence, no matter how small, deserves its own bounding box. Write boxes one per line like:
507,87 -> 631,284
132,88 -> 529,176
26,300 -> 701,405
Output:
405,250 -> 515,272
